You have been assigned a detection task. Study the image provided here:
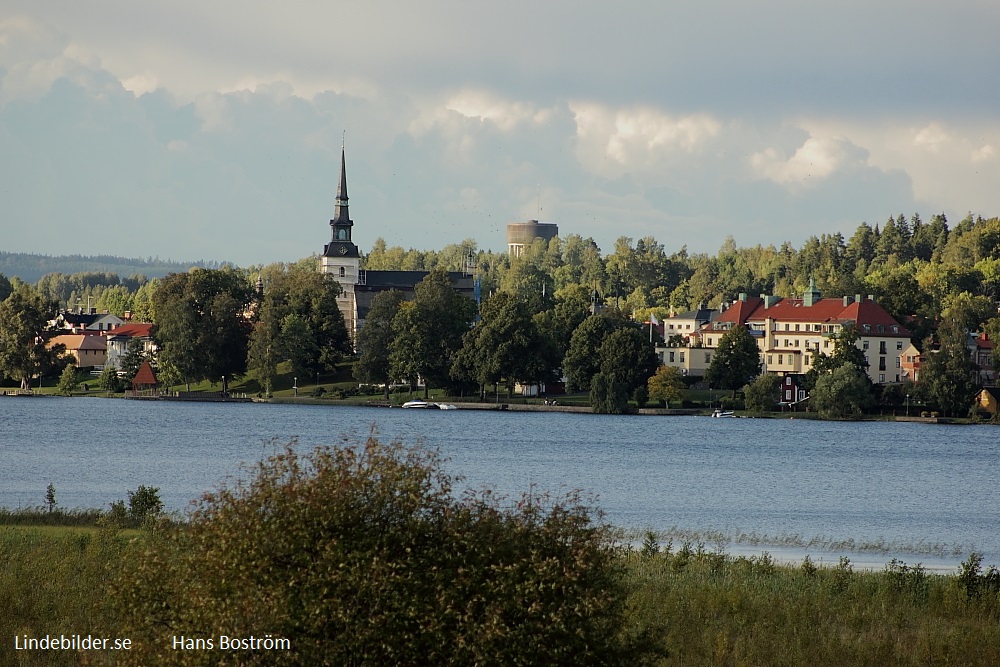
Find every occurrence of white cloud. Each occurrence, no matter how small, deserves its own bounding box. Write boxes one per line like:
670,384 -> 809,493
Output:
913,123 -> 950,154
750,135 -> 867,186
445,91 -> 550,131
570,102 -> 721,180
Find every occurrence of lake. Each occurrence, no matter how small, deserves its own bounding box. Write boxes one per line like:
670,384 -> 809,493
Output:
1,396 -> 997,569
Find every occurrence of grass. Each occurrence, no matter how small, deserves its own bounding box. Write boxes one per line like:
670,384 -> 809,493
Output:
1,518 -> 998,666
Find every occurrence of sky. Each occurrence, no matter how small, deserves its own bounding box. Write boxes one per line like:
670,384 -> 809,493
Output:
1,1 -> 999,267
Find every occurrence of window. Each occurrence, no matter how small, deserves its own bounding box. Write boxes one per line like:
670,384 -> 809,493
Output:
339,267 -> 346,277
778,354 -> 783,364
785,339 -> 790,347
892,326 -> 899,333
824,340 -> 830,348
707,338 -> 713,346
795,323 -> 800,331
804,355 -> 810,365
896,341 -> 903,350
767,355 -> 773,364
879,357 -> 886,371
879,373 -> 886,383
786,376 -> 793,385
785,389 -> 792,401
668,351 -> 675,362
863,324 -> 871,332
895,374 -> 900,382
784,323 -> 790,331
863,340 -> 869,350
794,339 -> 800,347
815,324 -> 822,331
679,352 -> 685,362
879,341 -> 887,355
896,357 -> 900,368
705,353 -> 711,363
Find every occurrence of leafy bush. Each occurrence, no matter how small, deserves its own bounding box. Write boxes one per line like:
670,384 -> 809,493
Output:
115,437 -> 652,665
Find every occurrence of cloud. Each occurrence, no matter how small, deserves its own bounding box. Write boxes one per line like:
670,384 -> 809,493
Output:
750,135 -> 870,187
570,102 -> 721,180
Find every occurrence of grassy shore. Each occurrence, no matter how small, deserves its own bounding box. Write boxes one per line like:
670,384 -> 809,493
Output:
2,522 -> 998,667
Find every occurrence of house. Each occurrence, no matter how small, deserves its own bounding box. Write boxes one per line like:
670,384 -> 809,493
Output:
51,309 -> 125,333
661,304 -> 719,342
656,345 -> 714,377
968,332 -> 994,386
319,147 -> 477,340
779,374 -> 808,406
47,334 -> 107,369
682,280 -> 911,384
105,323 -> 156,372
899,342 -> 922,382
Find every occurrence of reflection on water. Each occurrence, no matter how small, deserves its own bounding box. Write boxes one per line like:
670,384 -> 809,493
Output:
2,396 -> 997,568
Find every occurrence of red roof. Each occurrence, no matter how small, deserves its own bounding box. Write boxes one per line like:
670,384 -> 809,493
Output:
709,296 -> 909,337
111,322 -> 153,338
131,360 -> 158,387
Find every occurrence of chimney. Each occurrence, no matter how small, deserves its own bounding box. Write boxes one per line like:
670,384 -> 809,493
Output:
123,310 -> 132,321
763,295 -> 780,308
854,294 -> 862,305
867,294 -> 874,302
738,292 -> 748,302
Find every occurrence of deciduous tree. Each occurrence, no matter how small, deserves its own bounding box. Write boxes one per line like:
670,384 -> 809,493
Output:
705,325 -> 761,395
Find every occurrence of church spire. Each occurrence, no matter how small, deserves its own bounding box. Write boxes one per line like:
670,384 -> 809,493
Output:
332,142 -> 350,224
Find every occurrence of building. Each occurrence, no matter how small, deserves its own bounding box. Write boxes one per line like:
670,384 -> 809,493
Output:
968,332 -> 994,386
662,304 -> 719,342
319,147 -> 476,339
50,309 -> 124,333
664,280 -> 911,384
899,342 -> 922,382
105,322 -> 156,372
506,219 -> 558,257
47,334 -> 107,369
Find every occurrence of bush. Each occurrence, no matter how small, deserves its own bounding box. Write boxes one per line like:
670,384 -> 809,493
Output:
115,437 -> 653,665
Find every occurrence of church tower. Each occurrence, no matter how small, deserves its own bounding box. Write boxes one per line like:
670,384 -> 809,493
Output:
320,145 -> 361,335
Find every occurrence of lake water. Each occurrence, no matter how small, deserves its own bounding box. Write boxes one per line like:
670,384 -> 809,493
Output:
2,397 -> 997,569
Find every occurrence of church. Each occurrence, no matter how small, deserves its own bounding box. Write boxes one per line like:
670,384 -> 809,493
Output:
319,148 -> 476,339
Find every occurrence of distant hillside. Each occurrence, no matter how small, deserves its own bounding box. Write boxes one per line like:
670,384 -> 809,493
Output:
0,252 -> 232,284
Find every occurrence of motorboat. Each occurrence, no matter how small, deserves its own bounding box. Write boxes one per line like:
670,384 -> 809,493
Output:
711,409 -> 736,418
402,400 -> 457,410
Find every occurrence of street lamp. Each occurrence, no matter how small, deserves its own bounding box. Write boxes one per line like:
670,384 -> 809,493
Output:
906,393 -> 910,417
293,377 -> 298,397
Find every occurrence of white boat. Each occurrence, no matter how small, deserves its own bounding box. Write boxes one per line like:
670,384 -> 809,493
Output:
711,409 -> 736,418
402,400 -> 457,410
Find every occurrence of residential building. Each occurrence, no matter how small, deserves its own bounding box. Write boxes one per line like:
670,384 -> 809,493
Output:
105,322 -> 156,372
899,342 -> 922,382
968,332 -> 994,386
661,304 -> 719,341
47,334 -> 107,369
319,147 -> 476,340
51,309 -> 124,333
688,281 -> 911,384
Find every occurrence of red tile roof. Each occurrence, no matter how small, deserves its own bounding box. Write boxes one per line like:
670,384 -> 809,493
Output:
712,296 -> 909,337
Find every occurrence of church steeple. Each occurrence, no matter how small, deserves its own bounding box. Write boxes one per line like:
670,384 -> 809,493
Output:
332,145 -> 350,225
323,141 -> 359,259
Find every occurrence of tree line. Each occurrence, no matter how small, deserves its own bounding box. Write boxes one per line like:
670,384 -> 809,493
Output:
1,210 -> 997,416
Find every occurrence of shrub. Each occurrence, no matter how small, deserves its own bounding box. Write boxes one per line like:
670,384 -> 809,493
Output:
114,437 -> 653,665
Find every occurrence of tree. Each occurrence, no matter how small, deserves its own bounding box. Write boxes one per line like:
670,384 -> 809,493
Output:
119,337 -> 147,382
451,291 -> 548,399
705,325 -> 761,395
743,374 -> 780,413
810,365 -> 874,419
389,269 -> 476,397
354,290 -> 406,398
563,314 -> 625,392
114,438 -> 651,665
97,363 -> 122,394
920,324 -> 979,417
805,324 -> 870,391
152,268 -> 254,389
590,327 -> 658,414
0,283 -> 69,389
57,364 -> 79,396
647,365 -> 684,408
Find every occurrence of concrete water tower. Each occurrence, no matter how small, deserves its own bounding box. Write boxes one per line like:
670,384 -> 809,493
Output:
506,219 -> 559,257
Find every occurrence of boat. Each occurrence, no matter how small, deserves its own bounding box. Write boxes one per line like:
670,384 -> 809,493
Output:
401,400 -> 457,410
711,409 -> 736,418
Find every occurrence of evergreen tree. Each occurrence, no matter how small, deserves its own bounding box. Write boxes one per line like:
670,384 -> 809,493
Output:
920,324 -> 979,417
